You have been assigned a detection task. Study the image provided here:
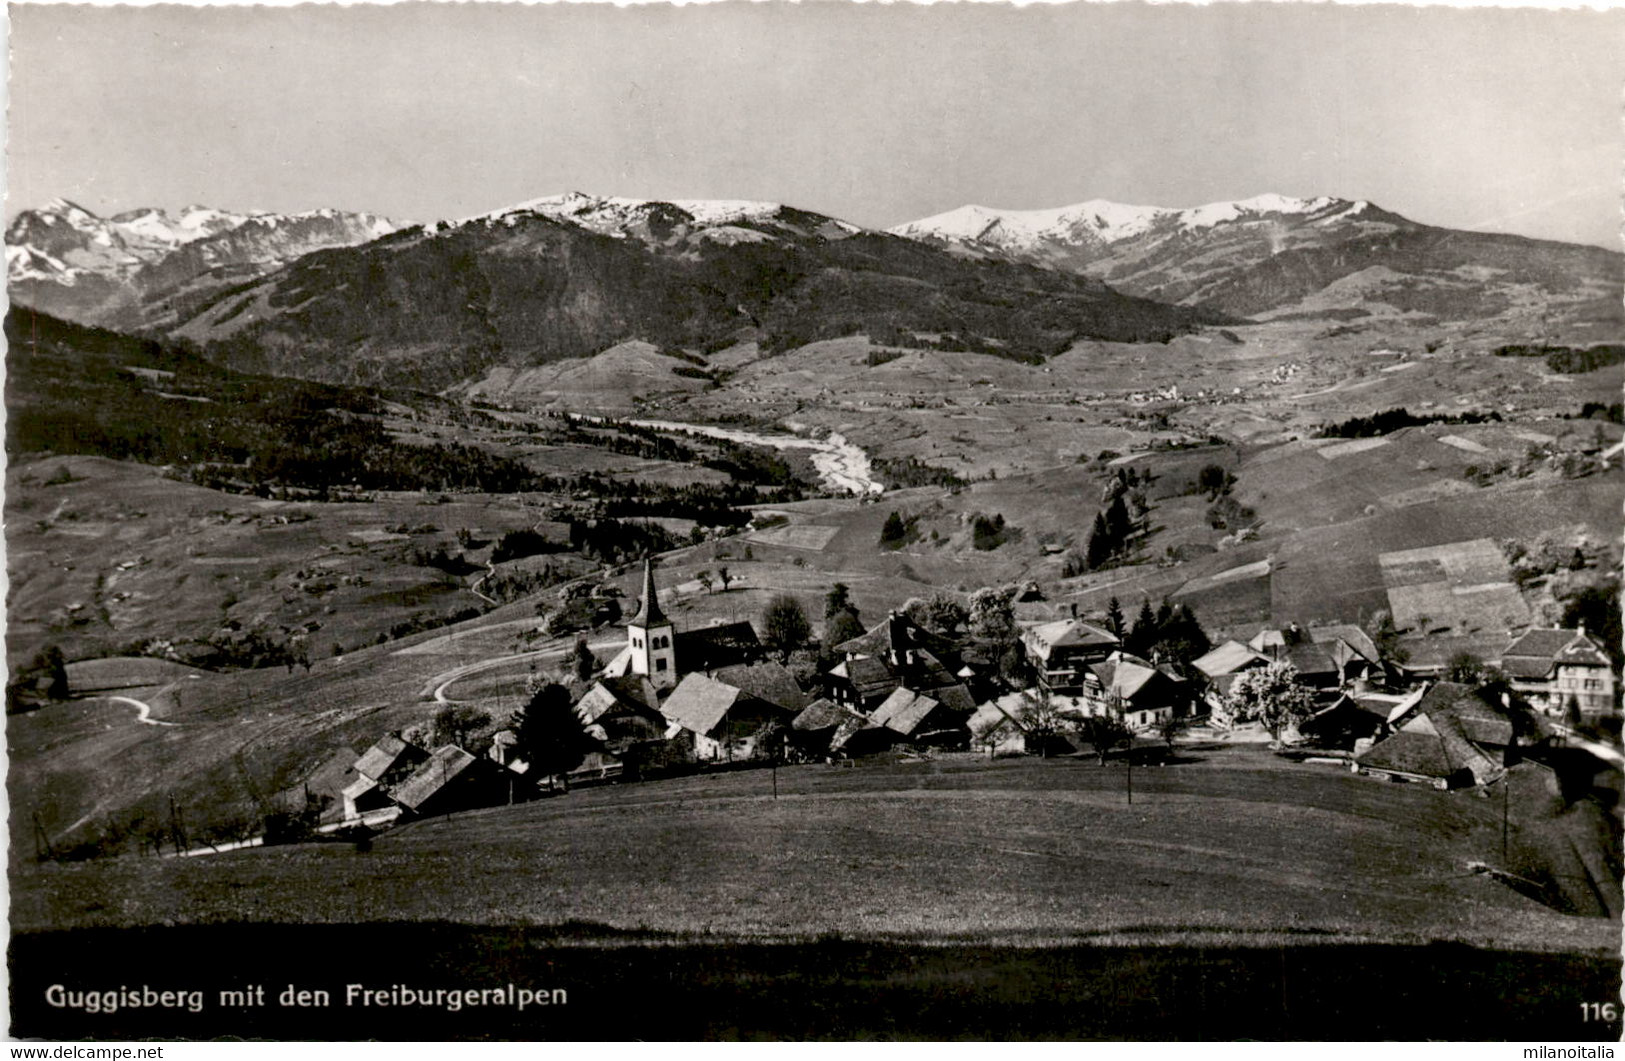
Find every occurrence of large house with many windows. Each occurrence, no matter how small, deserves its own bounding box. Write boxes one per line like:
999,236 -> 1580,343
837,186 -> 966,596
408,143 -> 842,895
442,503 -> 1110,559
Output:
1498,627 -> 1617,718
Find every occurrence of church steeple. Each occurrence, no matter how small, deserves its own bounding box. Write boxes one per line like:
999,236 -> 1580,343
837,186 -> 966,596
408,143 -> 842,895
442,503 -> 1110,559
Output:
626,557 -> 677,689
631,557 -> 666,626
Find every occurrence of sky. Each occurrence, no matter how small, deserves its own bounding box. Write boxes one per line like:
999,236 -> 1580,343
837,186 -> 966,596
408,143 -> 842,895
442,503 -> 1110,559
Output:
7,2 -> 1623,248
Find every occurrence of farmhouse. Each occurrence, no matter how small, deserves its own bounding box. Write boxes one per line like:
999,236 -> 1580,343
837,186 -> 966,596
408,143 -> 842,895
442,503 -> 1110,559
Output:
575,676 -> 667,747
1498,627 -> 1617,718
342,734 -> 431,821
1076,651 -> 1188,730
1021,618 -> 1120,696
790,697 -> 864,757
390,744 -> 515,817
968,691 -> 1037,757
1297,694 -> 1391,751
824,611 -> 975,716
661,672 -> 798,762
1354,681 -> 1531,789
868,686 -> 971,747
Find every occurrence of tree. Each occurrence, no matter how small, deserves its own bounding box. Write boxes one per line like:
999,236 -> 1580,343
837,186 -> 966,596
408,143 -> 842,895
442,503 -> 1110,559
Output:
1564,694 -> 1583,729
1224,661 -> 1317,741
1085,511 -> 1115,570
1078,714 -> 1132,766
1197,463 -> 1233,499
42,646 -> 69,700
428,704 -> 492,751
1106,597 -> 1126,638
1019,690 -> 1069,759
908,593 -> 968,637
571,637 -> 598,683
514,683 -> 592,793
716,566 -> 732,592
1157,712 -> 1184,753
1367,609 -> 1409,667
1445,651 -> 1489,685
825,583 -> 855,621
1125,599 -> 1159,657
822,609 -> 866,652
1560,582 -> 1623,669
880,511 -> 907,547
969,585 -> 1018,644
762,594 -> 812,660
696,569 -> 714,595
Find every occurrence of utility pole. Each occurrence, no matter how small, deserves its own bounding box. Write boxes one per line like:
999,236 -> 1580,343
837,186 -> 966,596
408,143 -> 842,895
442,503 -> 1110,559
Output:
1502,774 -> 1510,864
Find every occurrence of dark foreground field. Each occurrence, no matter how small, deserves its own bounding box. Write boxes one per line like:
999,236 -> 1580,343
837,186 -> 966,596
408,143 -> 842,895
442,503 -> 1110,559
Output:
11,750 -> 1620,1039
9,922 -> 1621,1040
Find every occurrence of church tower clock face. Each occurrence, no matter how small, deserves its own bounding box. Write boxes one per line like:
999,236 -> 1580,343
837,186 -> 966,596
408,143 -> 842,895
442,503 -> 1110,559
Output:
627,558 -> 678,689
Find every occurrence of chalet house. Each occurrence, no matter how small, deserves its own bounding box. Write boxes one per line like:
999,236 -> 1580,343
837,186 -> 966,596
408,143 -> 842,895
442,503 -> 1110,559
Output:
1296,693 -> 1392,751
790,698 -> 866,757
1247,625 -> 1383,688
968,691 -> 1037,757
576,676 -> 667,748
661,672 -> 798,762
390,744 -> 515,817
1353,682 -> 1531,789
1075,651 -> 1188,730
1499,627 -> 1617,717
868,686 -> 970,748
342,734 -> 430,821
1021,618 -> 1121,696
1192,640 -> 1271,713
824,611 -> 976,716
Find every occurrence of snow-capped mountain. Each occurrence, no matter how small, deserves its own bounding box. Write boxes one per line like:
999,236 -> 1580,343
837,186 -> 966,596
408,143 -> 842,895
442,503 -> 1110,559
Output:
6,199 -> 399,326
888,192 -> 1618,325
890,193 -> 1370,251
443,191 -> 862,249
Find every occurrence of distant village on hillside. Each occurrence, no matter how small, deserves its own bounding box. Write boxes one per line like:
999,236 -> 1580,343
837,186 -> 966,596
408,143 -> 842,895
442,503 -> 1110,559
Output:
310,555 -> 1618,841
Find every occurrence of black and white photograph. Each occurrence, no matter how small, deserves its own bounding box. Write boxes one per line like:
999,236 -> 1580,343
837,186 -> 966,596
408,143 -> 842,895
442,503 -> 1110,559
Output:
4,0 -> 1623,1042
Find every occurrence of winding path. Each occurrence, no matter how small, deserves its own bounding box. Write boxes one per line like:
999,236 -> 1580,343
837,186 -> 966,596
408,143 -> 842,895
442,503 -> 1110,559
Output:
94,694 -> 178,727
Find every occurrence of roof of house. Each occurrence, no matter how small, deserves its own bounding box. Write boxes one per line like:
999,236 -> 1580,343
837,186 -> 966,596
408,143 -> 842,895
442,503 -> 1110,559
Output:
836,654 -> 903,702
1356,728 -> 1495,782
1091,652 -> 1178,705
1399,681 -> 1520,748
1284,640 -> 1340,678
969,692 -> 1031,741
792,698 -> 853,732
354,735 -> 426,783
1024,618 -> 1119,660
627,557 -> 667,628
833,610 -> 959,663
1308,624 -> 1381,664
712,661 -> 810,713
341,775 -> 380,802
675,620 -> 761,671
660,673 -> 744,737
1502,628 -> 1612,678
927,681 -> 978,715
870,687 -> 945,737
575,676 -> 662,725
1193,640 -> 1268,678
390,745 -> 485,812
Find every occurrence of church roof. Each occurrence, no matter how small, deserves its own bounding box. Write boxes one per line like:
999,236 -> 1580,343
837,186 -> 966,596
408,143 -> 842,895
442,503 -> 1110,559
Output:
628,557 -> 667,627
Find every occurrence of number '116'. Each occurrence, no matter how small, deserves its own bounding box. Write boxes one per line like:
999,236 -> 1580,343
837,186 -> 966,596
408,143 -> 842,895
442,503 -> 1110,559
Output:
1580,1003 -> 1618,1022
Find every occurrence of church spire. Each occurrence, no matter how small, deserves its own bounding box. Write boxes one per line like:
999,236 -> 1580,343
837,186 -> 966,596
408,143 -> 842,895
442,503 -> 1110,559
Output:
630,557 -> 665,626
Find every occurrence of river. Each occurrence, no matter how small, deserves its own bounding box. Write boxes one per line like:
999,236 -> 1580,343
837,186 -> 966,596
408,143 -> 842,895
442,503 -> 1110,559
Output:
569,415 -> 885,496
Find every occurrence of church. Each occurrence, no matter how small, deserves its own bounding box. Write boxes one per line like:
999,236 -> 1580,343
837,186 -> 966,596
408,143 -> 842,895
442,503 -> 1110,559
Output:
601,558 -> 764,690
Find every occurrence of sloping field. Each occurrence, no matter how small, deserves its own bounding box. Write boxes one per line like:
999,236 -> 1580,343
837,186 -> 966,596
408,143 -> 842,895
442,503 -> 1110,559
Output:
14,751 -> 1611,955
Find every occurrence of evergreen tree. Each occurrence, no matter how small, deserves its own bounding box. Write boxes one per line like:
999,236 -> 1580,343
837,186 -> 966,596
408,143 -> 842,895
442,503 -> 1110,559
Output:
514,683 -> 593,793
1127,599 -> 1158,656
1106,597 -> 1126,638
1105,494 -> 1132,546
43,646 -> 69,700
1086,511 -> 1114,570
571,637 -> 598,683
880,511 -> 908,546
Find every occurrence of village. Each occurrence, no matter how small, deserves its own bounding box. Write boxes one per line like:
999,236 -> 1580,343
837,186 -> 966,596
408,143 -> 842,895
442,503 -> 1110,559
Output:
316,554 -> 1621,840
